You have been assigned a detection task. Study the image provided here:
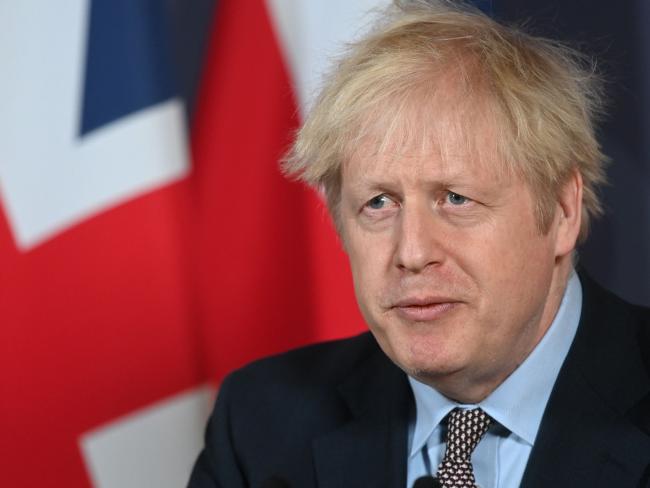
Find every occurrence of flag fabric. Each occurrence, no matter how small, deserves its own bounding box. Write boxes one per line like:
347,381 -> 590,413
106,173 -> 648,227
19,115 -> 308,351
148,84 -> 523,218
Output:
0,1 -> 201,486
190,0 -> 382,382
1,0 -> 383,486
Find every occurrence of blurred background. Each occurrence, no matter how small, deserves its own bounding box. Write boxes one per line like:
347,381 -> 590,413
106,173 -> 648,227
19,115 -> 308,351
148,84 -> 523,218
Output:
1,1 -> 647,486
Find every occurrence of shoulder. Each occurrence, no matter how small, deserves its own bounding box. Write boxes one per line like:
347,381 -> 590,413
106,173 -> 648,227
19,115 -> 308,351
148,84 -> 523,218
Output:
630,302 -> 650,370
579,272 -> 650,337
218,332 -> 382,419
227,331 -> 378,384
578,271 -> 650,376
203,332 -> 389,485
189,335 -> 385,488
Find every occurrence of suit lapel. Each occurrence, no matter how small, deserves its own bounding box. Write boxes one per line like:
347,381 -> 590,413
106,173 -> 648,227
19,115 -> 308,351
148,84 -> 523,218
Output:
521,275 -> 650,488
312,344 -> 411,488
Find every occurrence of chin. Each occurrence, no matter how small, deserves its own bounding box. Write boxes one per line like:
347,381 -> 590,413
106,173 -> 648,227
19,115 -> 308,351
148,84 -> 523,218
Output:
407,361 -> 459,382
391,343 -> 463,382
370,316 -> 468,378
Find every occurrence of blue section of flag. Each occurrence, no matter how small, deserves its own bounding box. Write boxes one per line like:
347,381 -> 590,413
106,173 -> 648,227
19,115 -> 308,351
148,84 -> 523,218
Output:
80,0 -> 177,136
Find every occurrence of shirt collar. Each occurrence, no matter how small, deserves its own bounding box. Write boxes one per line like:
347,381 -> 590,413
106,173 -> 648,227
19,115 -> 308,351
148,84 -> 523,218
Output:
408,271 -> 583,457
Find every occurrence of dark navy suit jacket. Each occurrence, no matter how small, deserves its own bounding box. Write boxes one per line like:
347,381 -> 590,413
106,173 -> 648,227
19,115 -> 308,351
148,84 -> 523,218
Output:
188,276 -> 650,487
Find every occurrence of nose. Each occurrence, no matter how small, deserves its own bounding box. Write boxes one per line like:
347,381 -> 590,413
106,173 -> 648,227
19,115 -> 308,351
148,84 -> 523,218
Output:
395,200 -> 444,273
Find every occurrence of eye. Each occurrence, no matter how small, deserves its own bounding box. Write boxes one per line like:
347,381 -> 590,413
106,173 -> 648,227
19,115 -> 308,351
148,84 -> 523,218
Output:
446,191 -> 469,205
361,194 -> 400,219
365,194 -> 394,210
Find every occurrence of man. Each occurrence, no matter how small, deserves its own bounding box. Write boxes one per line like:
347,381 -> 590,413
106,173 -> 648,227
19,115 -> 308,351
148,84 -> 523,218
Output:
189,1 -> 650,487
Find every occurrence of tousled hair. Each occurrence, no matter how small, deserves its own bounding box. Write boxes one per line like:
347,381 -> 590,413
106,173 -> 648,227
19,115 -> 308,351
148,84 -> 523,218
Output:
283,0 -> 607,242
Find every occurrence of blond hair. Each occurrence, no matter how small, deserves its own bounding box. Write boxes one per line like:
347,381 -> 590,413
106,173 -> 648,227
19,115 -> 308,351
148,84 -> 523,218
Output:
283,0 -> 607,241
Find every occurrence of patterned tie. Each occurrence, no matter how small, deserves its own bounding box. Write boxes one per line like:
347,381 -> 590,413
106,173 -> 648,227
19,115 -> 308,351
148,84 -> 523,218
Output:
435,408 -> 492,488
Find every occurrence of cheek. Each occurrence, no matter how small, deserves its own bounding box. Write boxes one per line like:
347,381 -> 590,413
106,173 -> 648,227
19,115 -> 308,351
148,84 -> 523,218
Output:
345,233 -> 395,318
345,237 -> 376,293
455,218 -> 556,311
478,237 -> 557,333
346,223 -> 391,273
483,208 -> 555,272
349,251 -> 383,305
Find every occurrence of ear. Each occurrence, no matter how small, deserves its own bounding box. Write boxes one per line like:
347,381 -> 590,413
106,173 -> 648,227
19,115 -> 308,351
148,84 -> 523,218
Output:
554,169 -> 583,258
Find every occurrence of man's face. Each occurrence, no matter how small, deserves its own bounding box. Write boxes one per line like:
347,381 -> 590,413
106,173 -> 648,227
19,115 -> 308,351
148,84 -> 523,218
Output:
339,126 -> 570,401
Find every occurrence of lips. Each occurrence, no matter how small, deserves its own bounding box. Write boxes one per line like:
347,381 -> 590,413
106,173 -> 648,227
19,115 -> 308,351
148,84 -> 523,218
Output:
392,297 -> 461,321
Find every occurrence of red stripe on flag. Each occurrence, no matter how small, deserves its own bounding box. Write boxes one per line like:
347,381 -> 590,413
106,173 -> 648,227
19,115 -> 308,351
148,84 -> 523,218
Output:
0,183 -> 201,487
191,0 -> 365,382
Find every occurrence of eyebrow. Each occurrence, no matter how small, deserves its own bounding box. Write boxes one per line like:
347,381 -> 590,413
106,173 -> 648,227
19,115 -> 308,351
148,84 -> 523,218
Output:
346,171 -> 472,192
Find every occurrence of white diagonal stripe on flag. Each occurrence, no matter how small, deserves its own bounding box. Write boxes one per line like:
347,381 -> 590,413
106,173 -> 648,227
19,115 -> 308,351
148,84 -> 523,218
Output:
0,0 -> 189,250
80,385 -> 215,488
265,0 -> 390,116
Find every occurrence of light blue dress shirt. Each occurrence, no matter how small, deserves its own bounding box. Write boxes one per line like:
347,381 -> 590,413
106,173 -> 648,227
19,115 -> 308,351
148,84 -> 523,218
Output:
406,272 -> 583,488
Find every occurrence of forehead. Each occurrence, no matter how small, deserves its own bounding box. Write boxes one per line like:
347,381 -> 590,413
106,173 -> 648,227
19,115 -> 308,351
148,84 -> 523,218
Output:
342,78 -> 511,187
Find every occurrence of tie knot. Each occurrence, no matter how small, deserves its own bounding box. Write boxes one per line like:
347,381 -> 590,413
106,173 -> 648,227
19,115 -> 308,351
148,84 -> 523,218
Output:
445,408 -> 492,462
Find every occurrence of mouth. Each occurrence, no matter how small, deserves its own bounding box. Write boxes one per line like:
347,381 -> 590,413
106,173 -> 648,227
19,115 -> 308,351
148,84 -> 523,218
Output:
392,298 -> 461,322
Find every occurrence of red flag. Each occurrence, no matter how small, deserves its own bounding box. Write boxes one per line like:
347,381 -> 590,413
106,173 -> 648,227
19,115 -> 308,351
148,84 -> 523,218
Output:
191,0 -> 366,382
0,2 -> 200,486
1,0 -> 372,485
